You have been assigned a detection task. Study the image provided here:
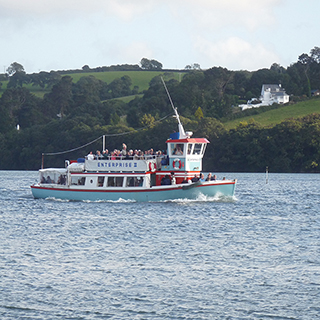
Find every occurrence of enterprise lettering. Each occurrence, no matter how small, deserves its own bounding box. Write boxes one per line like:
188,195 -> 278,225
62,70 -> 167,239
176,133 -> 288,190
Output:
97,161 -> 138,168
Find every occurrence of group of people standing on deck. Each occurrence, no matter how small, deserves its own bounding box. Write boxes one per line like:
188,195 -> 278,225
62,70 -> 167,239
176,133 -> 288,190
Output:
160,172 -> 222,186
86,143 -> 168,162
191,173 -> 219,182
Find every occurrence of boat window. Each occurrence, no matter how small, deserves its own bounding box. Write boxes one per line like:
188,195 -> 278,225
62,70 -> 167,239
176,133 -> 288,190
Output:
107,177 -> 115,187
150,173 -> 156,186
115,177 -> 124,187
126,177 -> 134,187
71,176 -> 85,185
171,143 -> 184,156
57,175 -> 67,185
136,177 -> 144,187
107,176 -> 124,187
193,143 -> 202,155
97,176 -> 105,187
126,176 -> 144,187
187,143 -> 193,155
41,174 -> 55,184
201,144 -> 207,155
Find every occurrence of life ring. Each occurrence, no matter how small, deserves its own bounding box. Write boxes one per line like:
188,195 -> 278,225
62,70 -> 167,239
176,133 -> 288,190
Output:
173,159 -> 182,170
149,162 -> 157,172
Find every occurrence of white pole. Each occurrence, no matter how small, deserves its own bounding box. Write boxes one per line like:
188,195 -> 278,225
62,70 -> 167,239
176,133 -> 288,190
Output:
102,135 -> 105,151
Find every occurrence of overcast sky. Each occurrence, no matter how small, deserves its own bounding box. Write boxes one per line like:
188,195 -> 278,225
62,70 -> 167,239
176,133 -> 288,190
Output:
0,0 -> 318,74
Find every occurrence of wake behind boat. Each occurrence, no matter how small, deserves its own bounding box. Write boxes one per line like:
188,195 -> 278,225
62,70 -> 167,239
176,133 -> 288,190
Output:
31,79 -> 236,202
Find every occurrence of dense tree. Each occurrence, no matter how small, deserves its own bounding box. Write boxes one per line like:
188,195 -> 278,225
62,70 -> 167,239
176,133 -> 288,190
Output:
107,75 -> 133,98
82,65 -> 90,72
247,68 -> 281,97
29,72 -> 61,89
6,62 -> 25,76
140,113 -> 155,128
100,100 -> 127,125
0,87 -> 43,130
73,76 -> 102,106
194,106 -> 204,119
185,63 -> 201,70
7,71 -> 30,88
140,58 -> 163,70
42,76 -> 73,118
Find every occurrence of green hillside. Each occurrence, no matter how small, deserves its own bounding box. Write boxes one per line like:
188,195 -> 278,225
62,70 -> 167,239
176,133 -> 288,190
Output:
64,70 -> 181,92
223,98 -> 320,129
0,70 -> 182,98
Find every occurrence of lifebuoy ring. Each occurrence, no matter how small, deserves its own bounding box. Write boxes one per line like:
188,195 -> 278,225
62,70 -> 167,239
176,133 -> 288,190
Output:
173,159 -> 182,170
149,162 -> 157,172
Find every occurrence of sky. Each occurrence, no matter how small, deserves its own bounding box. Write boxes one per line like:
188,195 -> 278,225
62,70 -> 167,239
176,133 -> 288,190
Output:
0,0 -> 319,74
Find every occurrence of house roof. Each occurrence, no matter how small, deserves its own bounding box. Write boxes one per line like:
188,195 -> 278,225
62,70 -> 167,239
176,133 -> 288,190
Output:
262,84 -> 286,92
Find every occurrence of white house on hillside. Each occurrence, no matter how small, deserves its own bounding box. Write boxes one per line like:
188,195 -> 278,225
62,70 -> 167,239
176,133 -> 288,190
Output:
240,84 -> 290,110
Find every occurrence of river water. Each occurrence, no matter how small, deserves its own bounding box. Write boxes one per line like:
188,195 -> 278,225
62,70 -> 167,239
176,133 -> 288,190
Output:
0,171 -> 319,319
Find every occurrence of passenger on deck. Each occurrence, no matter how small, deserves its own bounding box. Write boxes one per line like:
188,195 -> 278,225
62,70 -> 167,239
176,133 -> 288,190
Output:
144,150 -> 151,160
181,177 -> 189,184
161,175 -> 171,185
156,151 -> 162,169
121,143 -> 127,157
87,151 -> 94,160
199,173 -> 205,182
103,149 -> 109,158
127,149 -> 133,159
46,176 -> 52,183
191,174 -> 199,182
96,150 -> 103,159
134,150 -> 140,160
206,173 -> 212,181
171,172 -> 176,185
138,150 -> 144,160
111,151 -> 117,160
211,174 -> 217,181
58,175 -> 66,185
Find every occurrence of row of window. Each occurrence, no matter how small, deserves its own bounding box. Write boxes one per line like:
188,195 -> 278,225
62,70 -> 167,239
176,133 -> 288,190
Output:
170,143 -> 206,156
71,176 -> 145,188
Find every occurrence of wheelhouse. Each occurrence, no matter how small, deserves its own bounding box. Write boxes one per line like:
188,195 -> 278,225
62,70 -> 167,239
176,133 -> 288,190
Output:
165,137 -> 209,172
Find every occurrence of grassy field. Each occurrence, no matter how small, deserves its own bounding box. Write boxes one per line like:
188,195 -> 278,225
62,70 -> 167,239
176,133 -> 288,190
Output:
0,82 -> 48,98
0,70 -> 182,98
64,70 -> 182,92
223,98 -> 320,129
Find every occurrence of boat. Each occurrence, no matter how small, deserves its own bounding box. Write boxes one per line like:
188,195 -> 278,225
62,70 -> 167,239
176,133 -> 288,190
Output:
31,80 -> 237,202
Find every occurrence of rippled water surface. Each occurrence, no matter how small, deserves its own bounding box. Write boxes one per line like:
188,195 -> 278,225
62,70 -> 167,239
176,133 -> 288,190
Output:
0,171 -> 319,319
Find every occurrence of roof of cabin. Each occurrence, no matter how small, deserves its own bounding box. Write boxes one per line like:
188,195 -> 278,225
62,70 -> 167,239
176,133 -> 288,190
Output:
166,138 -> 210,143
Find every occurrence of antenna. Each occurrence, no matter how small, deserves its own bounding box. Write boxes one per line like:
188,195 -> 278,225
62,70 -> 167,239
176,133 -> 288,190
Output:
161,77 -> 187,139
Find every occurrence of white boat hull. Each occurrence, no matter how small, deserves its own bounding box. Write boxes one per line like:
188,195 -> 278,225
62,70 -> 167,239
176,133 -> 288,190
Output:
31,181 -> 236,202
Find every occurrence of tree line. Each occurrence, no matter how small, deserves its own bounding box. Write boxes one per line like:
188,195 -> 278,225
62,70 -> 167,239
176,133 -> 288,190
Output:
0,47 -> 320,171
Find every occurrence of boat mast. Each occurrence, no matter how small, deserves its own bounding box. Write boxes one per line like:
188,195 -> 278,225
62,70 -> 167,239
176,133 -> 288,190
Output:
161,77 -> 187,139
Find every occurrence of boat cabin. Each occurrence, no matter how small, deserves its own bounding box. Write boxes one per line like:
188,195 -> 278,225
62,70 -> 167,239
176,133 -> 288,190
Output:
39,168 -> 67,185
155,132 -> 209,185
